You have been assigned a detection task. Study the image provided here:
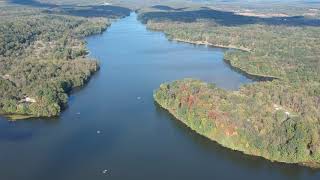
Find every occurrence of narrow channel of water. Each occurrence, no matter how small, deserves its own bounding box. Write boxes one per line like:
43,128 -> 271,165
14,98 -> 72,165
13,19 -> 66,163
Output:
0,13 -> 319,180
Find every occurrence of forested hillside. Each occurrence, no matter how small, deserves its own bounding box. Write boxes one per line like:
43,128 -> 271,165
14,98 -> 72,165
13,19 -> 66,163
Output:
0,2 -> 130,119
144,6 -> 320,167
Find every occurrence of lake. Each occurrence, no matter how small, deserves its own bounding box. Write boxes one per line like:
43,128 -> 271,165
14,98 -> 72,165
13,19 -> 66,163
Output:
0,13 -> 319,180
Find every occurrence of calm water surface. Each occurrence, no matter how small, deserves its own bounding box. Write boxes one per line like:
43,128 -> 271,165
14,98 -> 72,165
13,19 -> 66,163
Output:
0,13 -> 319,180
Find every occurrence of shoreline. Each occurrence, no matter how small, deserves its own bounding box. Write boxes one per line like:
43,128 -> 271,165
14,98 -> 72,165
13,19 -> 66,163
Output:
171,38 -> 251,52
141,19 -> 280,83
169,37 -> 279,81
143,25 -> 251,52
0,113 -> 37,121
153,85 -> 320,169
170,37 -> 279,81
0,22 -> 109,121
223,58 -> 279,81
149,22 -> 320,169
144,24 -> 280,82
1,56 -> 100,121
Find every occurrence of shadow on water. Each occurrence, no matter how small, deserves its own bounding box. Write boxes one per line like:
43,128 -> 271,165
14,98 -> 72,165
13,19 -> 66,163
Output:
0,122 -> 33,142
0,117 -> 58,142
222,58 -> 277,81
9,0 -> 131,18
140,6 -> 320,27
154,101 -> 320,179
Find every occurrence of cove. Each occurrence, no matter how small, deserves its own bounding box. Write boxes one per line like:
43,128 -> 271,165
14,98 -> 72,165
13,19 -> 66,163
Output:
0,13 -> 319,180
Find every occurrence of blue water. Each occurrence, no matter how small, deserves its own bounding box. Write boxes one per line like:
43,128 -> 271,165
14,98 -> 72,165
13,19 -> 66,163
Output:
0,13 -> 318,180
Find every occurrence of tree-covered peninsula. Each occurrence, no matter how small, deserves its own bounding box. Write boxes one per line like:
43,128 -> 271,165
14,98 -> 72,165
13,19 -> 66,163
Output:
141,6 -> 320,167
0,2 -> 130,119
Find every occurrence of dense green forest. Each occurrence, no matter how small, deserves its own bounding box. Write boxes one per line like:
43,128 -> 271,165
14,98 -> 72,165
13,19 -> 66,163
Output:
0,2 -> 130,119
154,79 -> 320,167
143,7 -> 320,167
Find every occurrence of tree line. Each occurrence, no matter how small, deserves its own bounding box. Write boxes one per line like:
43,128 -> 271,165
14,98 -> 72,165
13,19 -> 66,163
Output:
142,7 -> 320,167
